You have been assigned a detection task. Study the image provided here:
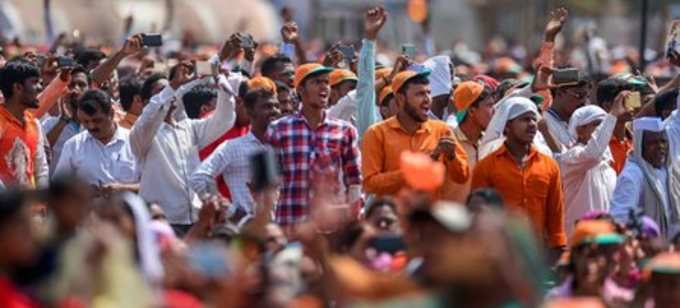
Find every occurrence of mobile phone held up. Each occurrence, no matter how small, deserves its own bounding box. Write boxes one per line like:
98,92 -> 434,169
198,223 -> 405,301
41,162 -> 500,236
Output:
338,45 -> 355,61
141,33 -> 163,47
250,149 -> 280,192
57,56 -> 75,68
624,91 -> 641,111
401,44 -> 416,58
195,61 -> 213,76
552,68 -> 580,87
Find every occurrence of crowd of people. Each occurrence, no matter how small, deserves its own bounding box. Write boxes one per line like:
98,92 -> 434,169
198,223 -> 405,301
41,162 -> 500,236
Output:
0,5 -> 678,307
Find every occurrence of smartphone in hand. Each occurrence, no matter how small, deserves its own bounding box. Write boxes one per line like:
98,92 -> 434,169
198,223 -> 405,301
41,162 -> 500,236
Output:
401,44 -> 416,58
195,61 -> 213,76
624,91 -> 641,111
552,68 -> 580,87
338,45 -> 355,61
141,33 -> 163,47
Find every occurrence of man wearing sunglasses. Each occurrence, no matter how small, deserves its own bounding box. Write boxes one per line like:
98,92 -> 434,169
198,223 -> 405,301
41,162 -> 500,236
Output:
544,69 -> 591,151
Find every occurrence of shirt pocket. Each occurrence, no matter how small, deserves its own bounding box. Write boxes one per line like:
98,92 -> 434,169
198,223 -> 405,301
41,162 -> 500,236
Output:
113,160 -> 138,183
527,172 -> 551,200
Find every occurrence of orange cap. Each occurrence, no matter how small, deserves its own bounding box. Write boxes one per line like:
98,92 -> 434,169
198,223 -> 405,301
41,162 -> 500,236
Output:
329,69 -> 357,87
294,63 -> 333,89
379,86 -> 394,105
247,76 -> 277,94
453,81 -> 484,111
568,220 -> 616,248
391,68 -> 431,94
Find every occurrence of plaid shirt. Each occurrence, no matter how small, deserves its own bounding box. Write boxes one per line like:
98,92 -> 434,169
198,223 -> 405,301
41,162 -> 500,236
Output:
266,111 -> 361,225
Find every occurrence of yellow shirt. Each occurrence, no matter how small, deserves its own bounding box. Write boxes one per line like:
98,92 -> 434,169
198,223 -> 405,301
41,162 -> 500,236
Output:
443,127 -> 481,202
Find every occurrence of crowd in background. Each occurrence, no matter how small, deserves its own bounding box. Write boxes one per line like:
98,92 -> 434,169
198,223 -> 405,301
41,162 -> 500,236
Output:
0,4 -> 678,308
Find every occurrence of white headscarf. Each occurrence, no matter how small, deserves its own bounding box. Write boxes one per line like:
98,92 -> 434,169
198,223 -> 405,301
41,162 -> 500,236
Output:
567,105 -> 607,141
120,192 -> 164,285
423,55 -> 453,97
631,117 -> 680,235
479,96 -> 551,159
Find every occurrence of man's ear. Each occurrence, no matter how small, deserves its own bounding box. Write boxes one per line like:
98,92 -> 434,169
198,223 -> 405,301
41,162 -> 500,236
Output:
12,82 -> 23,96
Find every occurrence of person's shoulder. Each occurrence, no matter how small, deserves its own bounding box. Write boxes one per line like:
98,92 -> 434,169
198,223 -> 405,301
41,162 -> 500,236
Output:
619,159 -> 645,180
535,150 -> 563,174
364,118 -> 392,135
269,114 -> 298,128
64,130 -> 89,148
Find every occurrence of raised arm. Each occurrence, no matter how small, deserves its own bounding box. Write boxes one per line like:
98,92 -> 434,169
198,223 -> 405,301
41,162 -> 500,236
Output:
33,68 -> 70,118
129,86 -> 175,159
357,6 -> 387,139
190,74 -> 238,149
90,35 -> 142,86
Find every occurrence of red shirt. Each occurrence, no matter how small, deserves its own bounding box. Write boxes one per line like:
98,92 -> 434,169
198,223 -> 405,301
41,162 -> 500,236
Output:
199,124 -> 250,199
0,276 -> 40,308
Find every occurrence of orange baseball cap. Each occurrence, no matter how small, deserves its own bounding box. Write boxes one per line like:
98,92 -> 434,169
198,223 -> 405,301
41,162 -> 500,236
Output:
247,76 -> 277,94
453,81 -> 484,111
568,220 -> 616,248
379,86 -> 394,105
329,69 -> 357,87
294,63 -> 333,89
391,66 -> 431,94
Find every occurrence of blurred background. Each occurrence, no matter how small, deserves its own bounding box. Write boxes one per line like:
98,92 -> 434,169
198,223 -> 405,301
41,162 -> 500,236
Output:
1,0 -> 678,75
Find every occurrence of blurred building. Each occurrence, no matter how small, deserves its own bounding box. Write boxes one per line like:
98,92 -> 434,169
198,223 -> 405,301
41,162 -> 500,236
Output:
0,0 -> 281,46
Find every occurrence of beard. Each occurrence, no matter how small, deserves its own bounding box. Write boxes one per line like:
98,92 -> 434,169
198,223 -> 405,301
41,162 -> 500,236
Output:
24,97 -> 40,108
404,103 -> 427,123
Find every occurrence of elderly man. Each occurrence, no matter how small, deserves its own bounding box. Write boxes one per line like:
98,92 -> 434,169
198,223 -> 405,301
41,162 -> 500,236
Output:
610,117 -> 680,237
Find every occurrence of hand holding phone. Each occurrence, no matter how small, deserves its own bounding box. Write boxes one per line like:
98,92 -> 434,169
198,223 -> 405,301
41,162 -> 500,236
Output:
57,56 -> 75,68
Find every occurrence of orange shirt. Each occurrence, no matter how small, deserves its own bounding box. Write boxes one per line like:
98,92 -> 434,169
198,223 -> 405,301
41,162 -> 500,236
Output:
361,116 -> 469,197
0,107 -> 40,188
119,112 -> 139,130
471,145 -> 566,247
609,136 -> 632,175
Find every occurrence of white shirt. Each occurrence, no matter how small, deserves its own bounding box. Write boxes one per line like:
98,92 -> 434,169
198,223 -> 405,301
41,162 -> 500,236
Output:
557,114 -> 618,235
189,132 -> 270,214
41,116 -> 81,172
130,74 -> 238,225
543,109 -> 571,151
665,109 -> 680,162
54,126 -> 138,185
610,160 -> 670,223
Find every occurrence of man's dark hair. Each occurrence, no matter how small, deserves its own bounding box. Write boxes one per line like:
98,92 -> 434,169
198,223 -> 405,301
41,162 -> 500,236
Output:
0,190 -> 27,225
397,75 -> 430,95
118,77 -> 143,112
596,78 -> 632,105
73,47 -> 105,69
653,89 -> 679,118
0,61 -> 40,99
243,89 -> 275,111
260,54 -> 292,78
79,89 -> 112,116
141,73 -> 167,102
275,80 -> 290,94
182,85 -> 217,119
70,65 -> 91,84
